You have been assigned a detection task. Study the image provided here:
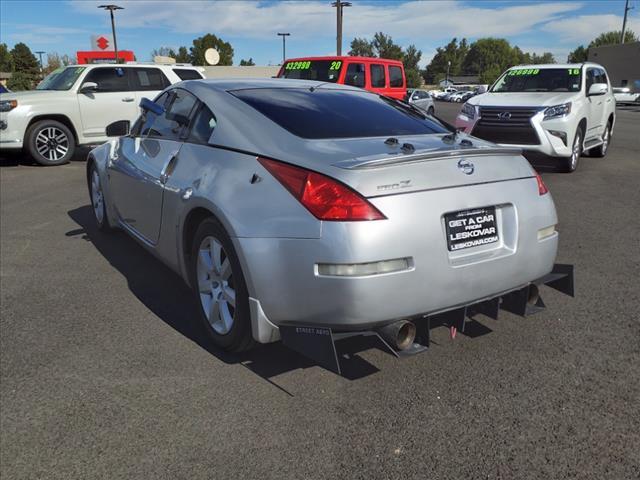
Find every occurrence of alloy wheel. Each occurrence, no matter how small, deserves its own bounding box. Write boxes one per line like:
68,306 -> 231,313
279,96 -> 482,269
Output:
601,127 -> 609,155
35,127 -> 69,162
571,132 -> 581,171
91,169 -> 104,224
197,236 -> 236,335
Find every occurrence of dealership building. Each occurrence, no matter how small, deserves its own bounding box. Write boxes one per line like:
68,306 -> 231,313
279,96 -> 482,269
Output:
588,41 -> 640,92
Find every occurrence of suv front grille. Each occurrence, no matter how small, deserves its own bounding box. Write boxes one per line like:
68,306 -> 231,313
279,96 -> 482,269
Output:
472,107 -> 542,145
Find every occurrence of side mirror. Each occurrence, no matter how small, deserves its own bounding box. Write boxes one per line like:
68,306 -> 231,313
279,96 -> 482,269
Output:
106,120 -> 130,137
140,97 -> 165,116
588,83 -> 608,96
79,82 -> 98,93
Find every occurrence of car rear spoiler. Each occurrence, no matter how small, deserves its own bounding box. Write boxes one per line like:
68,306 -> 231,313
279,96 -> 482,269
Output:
280,263 -> 574,376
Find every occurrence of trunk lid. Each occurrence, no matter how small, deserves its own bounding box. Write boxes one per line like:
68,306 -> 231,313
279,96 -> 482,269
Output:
323,133 -> 535,197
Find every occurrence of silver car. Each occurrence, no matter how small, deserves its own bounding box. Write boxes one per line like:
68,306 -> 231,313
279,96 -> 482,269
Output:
87,79 -> 561,354
406,88 -> 435,115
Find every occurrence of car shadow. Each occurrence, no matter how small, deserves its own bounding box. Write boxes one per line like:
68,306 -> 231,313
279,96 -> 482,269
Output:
66,205 -> 397,389
0,146 -> 92,168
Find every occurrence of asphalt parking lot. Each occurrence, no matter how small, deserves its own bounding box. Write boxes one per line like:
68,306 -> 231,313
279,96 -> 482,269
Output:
1,104 -> 639,479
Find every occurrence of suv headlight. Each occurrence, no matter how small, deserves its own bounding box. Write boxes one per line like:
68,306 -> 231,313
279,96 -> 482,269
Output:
461,102 -> 475,119
543,102 -> 571,120
0,100 -> 18,112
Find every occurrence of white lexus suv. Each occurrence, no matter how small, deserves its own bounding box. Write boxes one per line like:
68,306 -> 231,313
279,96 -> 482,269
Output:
0,63 -> 204,165
455,63 -> 616,172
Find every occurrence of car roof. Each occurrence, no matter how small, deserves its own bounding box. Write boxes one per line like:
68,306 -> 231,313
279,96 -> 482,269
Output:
283,55 -> 404,66
510,62 -> 604,69
64,63 -> 200,69
184,77 -> 366,93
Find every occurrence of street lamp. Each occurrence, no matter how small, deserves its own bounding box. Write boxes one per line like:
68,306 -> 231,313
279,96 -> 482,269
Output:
446,60 -> 451,88
331,1 -> 351,56
277,32 -> 290,65
98,4 -> 124,63
35,51 -> 45,73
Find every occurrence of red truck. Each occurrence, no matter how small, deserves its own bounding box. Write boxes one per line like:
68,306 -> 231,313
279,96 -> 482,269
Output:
277,56 -> 406,100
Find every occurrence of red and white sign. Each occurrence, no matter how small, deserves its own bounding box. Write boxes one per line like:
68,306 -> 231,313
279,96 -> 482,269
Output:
90,34 -> 114,51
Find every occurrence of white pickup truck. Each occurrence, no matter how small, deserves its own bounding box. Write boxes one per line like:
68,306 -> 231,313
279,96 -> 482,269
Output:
455,63 -> 616,172
0,63 -> 204,165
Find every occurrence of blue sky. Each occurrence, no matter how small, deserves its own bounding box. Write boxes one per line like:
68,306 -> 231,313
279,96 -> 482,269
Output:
1,0 -> 638,67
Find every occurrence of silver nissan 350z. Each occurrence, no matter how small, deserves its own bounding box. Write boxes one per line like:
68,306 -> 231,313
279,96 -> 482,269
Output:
87,78 -> 565,356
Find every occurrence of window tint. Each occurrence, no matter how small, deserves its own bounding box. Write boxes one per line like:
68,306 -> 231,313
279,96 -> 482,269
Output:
140,89 -> 198,140
187,105 -> 217,144
586,68 -> 596,91
131,68 -> 170,91
389,66 -> 403,88
83,67 -> 130,92
370,64 -> 386,88
344,63 -> 366,88
173,68 -> 204,80
595,68 -> 608,85
231,88 -> 448,139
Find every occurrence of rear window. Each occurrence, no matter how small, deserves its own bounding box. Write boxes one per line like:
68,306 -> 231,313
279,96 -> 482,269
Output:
173,68 -> 204,80
389,66 -> 403,88
279,60 -> 343,82
231,88 -> 448,139
131,68 -> 170,91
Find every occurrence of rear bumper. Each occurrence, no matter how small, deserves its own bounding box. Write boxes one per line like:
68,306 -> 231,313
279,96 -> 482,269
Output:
235,177 -> 558,333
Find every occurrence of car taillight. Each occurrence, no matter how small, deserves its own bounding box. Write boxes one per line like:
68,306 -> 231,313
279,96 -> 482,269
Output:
257,157 -> 386,221
535,172 -> 549,195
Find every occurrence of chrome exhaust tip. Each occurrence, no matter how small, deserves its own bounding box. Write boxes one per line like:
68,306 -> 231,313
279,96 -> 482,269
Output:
377,320 -> 417,351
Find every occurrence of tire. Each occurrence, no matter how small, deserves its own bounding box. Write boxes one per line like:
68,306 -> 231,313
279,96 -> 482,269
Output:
88,164 -> 112,232
590,122 -> 612,158
190,218 -> 255,352
562,127 -> 583,173
427,106 -> 435,116
26,119 -> 75,166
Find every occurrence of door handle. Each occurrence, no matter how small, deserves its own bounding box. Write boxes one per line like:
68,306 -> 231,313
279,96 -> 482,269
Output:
122,97 -> 135,102
160,153 -> 179,184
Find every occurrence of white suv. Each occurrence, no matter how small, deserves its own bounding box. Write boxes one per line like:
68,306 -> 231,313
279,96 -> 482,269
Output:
455,63 -> 616,172
0,63 -> 204,165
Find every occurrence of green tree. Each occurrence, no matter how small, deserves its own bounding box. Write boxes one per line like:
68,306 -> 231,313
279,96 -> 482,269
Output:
422,38 -> 468,84
239,58 -> 255,66
190,34 -> 233,66
589,30 -> 638,47
462,38 -> 521,84
348,37 -> 375,57
175,46 -> 191,63
7,71 -> 33,91
10,42 -> 39,76
371,32 -> 403,60
530,52 -> 556,64
151,46 -> 177,60
0,43 -> 13,72
567,45 -> 588,63
403,44 -> 423,88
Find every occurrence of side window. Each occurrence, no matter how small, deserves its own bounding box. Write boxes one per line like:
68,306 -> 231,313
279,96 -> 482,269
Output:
370,64 -> 386,88
131,68 -> 170,91
173,69 -> 204,80
83,67 -> 130,92
389,66 -> 403,88
597,68 -> 608,85
344,63 -> 366,88
187,104 -> 217,144
140,89 -> 198,141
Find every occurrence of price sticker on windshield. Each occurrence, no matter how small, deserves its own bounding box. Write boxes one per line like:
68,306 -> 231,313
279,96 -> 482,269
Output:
567,68 -> 580,75
286,61 -> 311,70
508,69 -> 540,76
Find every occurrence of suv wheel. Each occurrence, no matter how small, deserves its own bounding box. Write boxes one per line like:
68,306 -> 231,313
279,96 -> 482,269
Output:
563,127 -> 583,173
590,122 -> 612,158
26,120 -> 75,166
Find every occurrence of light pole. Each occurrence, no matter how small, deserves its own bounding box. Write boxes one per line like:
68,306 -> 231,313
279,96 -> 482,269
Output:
35,51 -> 45,73
331,1 -> 351,56
446,61 -> 451,88
98,4 -> 124,63
621,0 -> 634,43
277,32 -> 290,65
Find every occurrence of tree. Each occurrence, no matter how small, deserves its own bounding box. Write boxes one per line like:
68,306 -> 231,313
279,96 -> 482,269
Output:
190,34 -> 233,66
7,71 -> 33,91
45,52 -> 62,74
403,44 -> 422,88
567,45 -> 588,63
0,43 -> 13,72
239,58 -> 255,66
175,47 -> 190,63
371,32 -> 403,60
422,38 -> 468,84
10,42 -> 39,76
60,54 -> 73,66
589,30 -> 638,47
151,46 -> 177,60
462,38 -> 521,84
348,37 -> 374,57
529,52 -> 556,64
